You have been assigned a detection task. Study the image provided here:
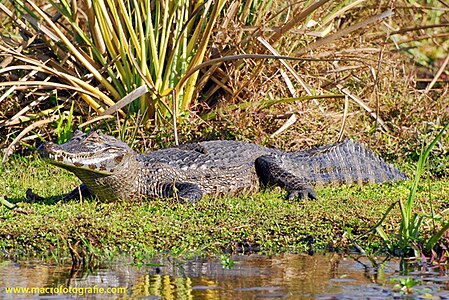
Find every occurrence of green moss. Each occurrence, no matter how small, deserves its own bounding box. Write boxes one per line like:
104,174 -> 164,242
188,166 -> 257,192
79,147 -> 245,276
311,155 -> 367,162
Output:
1,155 -> 449,258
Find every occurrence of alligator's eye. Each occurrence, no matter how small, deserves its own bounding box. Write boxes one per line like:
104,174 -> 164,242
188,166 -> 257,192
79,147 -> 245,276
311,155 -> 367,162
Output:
73,130 -> 84,137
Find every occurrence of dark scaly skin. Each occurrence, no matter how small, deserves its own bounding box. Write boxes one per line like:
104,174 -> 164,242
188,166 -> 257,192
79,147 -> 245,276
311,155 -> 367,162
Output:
37,131 -> 407,203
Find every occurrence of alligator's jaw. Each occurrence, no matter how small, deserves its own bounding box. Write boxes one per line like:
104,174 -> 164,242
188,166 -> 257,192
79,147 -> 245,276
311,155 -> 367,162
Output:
39,141 -> 125,175
37,131 -> 139,201
38,131 -> 135,175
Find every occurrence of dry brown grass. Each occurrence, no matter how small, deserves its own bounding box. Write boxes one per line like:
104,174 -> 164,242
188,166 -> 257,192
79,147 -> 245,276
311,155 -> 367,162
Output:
197,1 -> 449,156
0,0 -> 448,162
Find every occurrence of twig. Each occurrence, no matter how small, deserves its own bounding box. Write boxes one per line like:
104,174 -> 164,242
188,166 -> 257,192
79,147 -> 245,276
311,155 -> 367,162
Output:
270,114 -> 297,138
295,10 -> 394,56
258,37 -> 313,96
420,51 -> 449,100
100,85 -> 149,116
337,95 -> 349,142
78,115 -> 115,128
336,84 -> 388,132
172,89 -> 179,146
2,115 -> 61,163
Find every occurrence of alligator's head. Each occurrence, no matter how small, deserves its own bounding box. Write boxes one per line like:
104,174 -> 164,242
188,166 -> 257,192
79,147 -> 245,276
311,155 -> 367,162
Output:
38,130 -> 136,175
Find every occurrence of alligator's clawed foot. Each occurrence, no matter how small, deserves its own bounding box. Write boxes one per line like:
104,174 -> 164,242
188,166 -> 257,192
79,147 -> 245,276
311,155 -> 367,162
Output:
172,182 -> 203,203
286,186 -> 317,200
177,190 -> 203,204
25,188 -> 45,203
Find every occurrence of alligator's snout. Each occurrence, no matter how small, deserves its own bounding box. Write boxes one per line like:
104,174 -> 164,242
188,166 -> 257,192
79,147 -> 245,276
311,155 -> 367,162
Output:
37,142 -> 59,157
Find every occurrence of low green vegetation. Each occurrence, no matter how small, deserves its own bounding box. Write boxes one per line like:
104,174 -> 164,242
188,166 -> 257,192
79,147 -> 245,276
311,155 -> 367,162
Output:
372,123 -> 449,258
1,153 -> 449,261
0,0 -> 448,265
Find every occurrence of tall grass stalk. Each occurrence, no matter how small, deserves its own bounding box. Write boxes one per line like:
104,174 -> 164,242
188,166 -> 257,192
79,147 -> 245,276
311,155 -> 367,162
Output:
400,123 -> 448,249
374,123 -> 449,256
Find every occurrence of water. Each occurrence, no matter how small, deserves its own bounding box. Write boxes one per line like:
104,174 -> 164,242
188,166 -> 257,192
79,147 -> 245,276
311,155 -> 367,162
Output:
1,253 -> 449,299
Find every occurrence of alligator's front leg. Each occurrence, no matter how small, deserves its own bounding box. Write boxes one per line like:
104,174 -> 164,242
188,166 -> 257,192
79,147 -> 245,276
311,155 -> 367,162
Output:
25,184 -> 92,203
160,182 -> 203,203
255,155 -> 317,200
60,184 -> 93,201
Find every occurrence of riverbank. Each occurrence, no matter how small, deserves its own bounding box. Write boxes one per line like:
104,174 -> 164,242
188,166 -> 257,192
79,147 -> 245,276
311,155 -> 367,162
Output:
1,155 -> 448,259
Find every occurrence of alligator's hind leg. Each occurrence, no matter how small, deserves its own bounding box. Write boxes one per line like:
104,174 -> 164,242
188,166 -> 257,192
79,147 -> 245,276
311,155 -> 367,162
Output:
255,155 -> 317,200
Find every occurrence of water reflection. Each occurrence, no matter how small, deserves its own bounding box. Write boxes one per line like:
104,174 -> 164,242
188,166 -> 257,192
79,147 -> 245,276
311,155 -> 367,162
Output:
1,253 -> 449,299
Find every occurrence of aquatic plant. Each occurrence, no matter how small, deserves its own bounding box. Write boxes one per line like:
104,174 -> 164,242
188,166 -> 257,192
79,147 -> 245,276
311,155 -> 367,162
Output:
391,277 -> 421,295
220,255 -> 238,269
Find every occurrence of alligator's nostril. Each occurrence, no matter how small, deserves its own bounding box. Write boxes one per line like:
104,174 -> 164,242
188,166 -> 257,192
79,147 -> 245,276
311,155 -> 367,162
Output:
37,142 -> 60,153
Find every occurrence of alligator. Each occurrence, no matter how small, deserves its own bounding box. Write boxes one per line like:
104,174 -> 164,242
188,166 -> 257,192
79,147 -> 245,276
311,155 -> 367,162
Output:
37,130 -> 407,203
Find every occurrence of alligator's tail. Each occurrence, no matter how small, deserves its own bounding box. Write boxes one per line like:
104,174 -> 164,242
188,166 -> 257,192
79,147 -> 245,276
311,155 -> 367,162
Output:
286,139 -> 407,186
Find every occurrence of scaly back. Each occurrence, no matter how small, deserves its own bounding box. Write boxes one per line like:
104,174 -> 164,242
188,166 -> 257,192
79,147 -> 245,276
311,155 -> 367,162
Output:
284,139 -> 406,186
